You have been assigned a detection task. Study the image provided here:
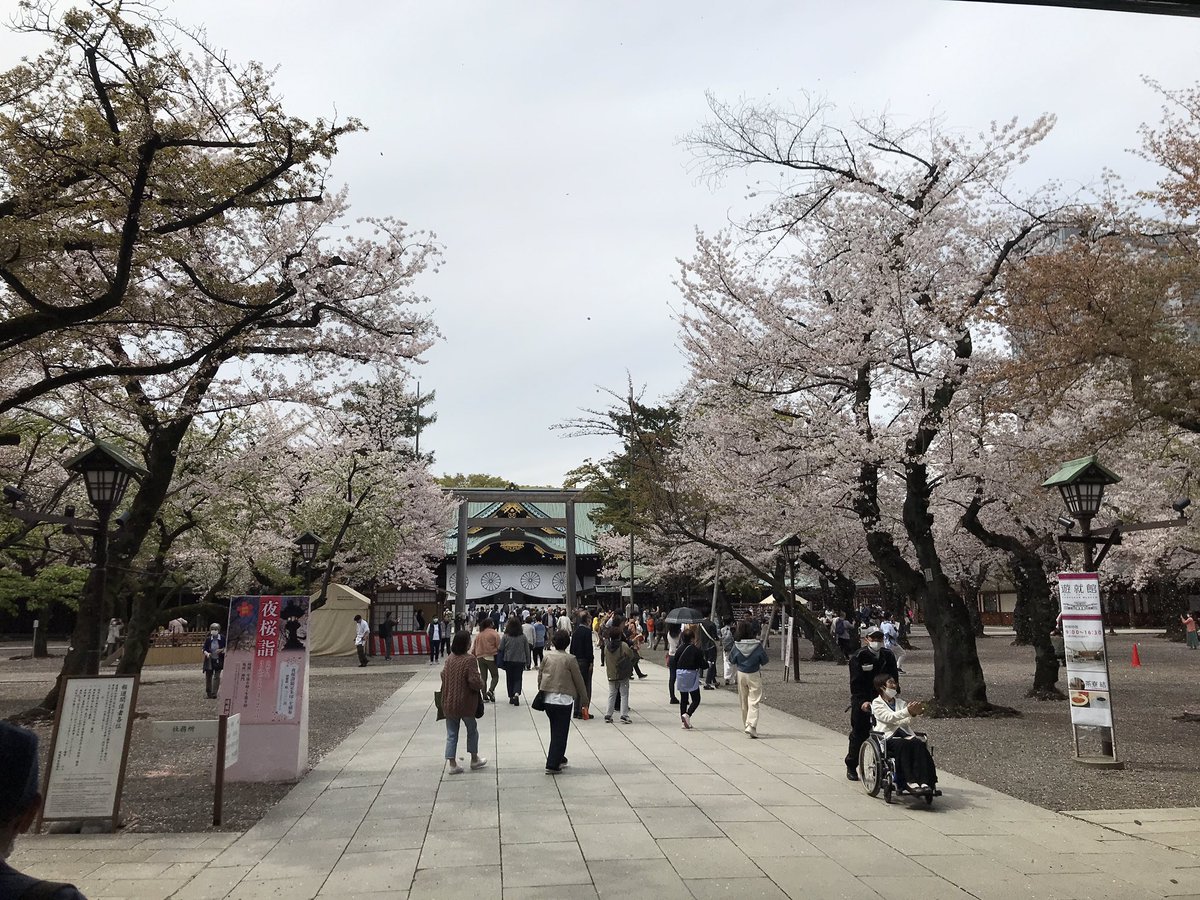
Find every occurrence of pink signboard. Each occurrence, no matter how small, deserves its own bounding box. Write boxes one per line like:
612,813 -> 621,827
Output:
218,595 -> 310,782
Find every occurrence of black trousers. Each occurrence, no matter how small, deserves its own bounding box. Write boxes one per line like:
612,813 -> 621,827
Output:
356,643 -> 368,666
680,688 -> 701,718
545,703 -> 572,769
888,736 -> 937,787
704,649 -> 718,686
846,700 -> 872,769
204,668 -> 221,698
668,655 -> 679,701
574,659 -> 593,717
532,646 -> 544,668
504,661 -> 523,699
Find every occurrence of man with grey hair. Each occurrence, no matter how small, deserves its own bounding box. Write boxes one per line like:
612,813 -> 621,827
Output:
0,722 -> 88,898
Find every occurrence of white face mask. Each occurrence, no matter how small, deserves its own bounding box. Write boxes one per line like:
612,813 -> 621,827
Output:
867,641 -> 883,652
883,687 -> 898,699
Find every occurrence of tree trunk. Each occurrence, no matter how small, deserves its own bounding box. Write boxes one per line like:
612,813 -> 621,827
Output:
962,582 -> 986,639
1011,583 -> 1032,645
40,527 -> 108,710
961,496 -> 1061,698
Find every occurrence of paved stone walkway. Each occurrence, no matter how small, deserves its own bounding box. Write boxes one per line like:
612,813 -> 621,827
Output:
13,662 -> 1200,899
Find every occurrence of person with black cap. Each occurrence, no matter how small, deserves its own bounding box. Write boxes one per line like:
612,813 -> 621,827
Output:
0,722 -> 88,899
844,626 -> 899,781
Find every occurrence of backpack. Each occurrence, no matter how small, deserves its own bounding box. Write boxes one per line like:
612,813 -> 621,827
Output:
616,645 -> 636,680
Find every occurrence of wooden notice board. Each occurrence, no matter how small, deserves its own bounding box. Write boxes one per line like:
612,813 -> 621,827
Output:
38,675 -> 139,832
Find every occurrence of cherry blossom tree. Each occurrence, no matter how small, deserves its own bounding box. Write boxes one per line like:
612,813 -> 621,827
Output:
678,96 -> 1064,712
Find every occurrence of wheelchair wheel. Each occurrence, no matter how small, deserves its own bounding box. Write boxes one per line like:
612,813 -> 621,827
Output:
857,738 -> 885,797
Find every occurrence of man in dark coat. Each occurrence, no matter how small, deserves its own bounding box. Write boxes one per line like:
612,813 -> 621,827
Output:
569,610 -> 595,719
845,627 -> 900,780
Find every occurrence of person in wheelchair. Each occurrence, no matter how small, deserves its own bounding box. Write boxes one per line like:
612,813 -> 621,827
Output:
870,673 -> 937,794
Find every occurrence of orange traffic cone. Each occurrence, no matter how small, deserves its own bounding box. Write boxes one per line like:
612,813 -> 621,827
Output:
1131,643 -> 1142,668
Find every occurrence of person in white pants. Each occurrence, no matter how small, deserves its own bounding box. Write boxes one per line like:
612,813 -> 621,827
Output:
726,621 -> 769,738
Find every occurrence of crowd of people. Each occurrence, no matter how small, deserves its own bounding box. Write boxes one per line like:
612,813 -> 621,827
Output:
432,602 -> 781,775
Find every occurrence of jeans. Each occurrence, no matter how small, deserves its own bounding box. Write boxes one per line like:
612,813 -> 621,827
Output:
544,702 -> 572,769
445,716 -> 479,759
606,679 -> 630,718
737,670 -> 763,729
478,657 -> 499,696
504,660 -> 524,699
205,669 -> 221,698
574,658 -> 593,717
1188,631 -> 1198,650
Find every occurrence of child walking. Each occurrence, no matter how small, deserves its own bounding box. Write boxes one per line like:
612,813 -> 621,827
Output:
604,626 -> 636,723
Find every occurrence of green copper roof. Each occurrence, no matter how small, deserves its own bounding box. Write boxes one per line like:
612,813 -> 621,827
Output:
1041,455 -> 1122,488
444,501 -> 605,558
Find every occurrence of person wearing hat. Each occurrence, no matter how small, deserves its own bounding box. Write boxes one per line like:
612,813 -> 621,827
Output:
844,626 -> 899,781
0,722 -> 88,899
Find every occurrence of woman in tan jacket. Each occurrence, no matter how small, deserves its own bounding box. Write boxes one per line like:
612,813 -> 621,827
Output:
537,629 -> 590,774
441,632 -> 488,775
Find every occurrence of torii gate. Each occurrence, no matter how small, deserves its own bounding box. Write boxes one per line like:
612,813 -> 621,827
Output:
446,488 -> 585,617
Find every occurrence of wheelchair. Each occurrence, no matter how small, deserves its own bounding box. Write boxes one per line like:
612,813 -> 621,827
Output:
857,728 -> 942,806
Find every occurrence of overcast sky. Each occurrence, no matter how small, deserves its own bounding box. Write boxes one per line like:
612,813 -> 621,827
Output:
8,1 -> 1198,485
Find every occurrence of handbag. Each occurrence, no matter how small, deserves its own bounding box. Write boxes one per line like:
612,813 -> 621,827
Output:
530,690 -> 547,711
433,690 -> 446,721
475,691 -> 485,719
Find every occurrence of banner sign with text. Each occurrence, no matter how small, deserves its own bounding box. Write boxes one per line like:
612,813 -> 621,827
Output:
218,596 -> 310,781
1057,572 -> 1113,728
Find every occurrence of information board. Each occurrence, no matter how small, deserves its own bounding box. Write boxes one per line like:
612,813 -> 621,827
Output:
40,675 -> 138,829
1058,572 -> 1114,729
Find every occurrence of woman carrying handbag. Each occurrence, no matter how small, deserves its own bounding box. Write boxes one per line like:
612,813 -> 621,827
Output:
534,629 -> 589,774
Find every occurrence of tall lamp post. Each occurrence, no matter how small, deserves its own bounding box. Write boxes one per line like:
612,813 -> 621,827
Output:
294,532 -> 323,595
63,442 -> 147,675
1043,454 -> 1189,767
773,533 -> 803,683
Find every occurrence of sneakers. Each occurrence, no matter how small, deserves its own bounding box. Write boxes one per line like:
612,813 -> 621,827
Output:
470,757 -> 488,770
620,716 -> 632,724
560,758 -> 568,768
669,697 -> 680,705
486,691 -> 495,702
545,766 -> 562,775
748,725 -> 757,739
447,762 -> 464,775
681,714 -> 692,729
510,696 -> 519,706
604,715 -> 614,723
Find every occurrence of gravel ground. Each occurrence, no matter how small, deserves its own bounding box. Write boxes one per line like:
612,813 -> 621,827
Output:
0,645 -> 411,832
752,628 -> 1200,811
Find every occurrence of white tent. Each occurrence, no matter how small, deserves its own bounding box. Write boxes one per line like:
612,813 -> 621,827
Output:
308,584 -> 370,657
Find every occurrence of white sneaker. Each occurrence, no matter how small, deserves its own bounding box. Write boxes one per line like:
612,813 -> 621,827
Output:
447,762 -> 464,775
749,726 -> 757,739
470,757 -> 488,770
681,714 -> 692,730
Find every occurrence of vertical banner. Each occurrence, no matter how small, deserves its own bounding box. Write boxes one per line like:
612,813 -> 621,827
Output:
219,596 -> 310,781
40,676 -> 138,830
1058,573 -> 1115,733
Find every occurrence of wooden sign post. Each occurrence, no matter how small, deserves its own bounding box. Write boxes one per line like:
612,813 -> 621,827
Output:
213,713 -> 240,826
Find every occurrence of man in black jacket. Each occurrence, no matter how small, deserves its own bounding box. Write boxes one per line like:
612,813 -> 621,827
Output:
569,610 -> 594,719
845,627 -> 899,780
